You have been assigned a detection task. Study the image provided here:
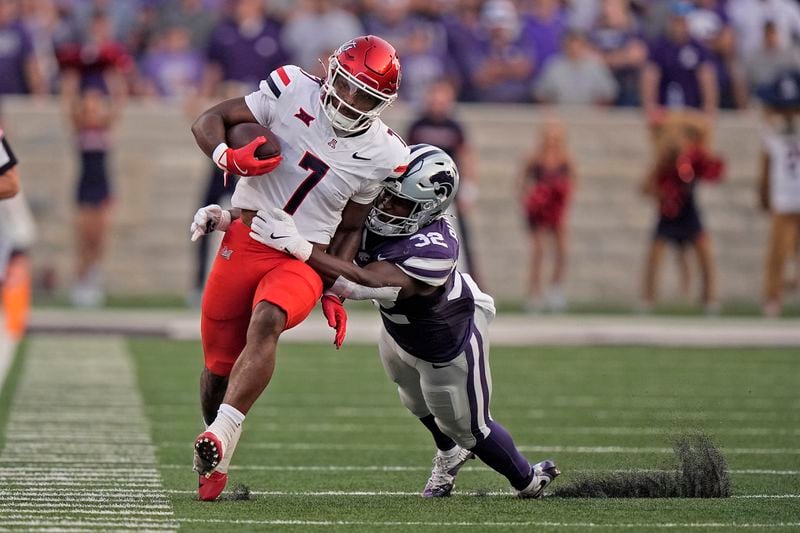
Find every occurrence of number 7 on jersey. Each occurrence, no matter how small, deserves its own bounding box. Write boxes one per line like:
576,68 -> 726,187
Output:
283,152 -> 330,215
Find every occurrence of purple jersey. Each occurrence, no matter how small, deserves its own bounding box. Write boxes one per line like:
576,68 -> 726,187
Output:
0,21 -> 34,94
648,37 -> 710,109
206,18 -> 287,89
356,216 -> 475,363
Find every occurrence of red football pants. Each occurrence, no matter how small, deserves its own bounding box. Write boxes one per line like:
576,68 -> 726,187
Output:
201,220 -> 322,376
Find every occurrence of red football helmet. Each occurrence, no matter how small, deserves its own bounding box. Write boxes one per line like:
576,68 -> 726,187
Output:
321,35 -> 401,133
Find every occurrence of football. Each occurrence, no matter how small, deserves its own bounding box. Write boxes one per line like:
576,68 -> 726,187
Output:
226,122 -> 281,160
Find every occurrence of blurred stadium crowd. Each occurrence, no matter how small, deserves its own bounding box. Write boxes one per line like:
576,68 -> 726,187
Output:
0,0 -> 799,109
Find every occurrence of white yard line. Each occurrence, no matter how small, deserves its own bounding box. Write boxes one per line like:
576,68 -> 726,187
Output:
175,518 -> 800,528
0,517 -> 177,529
147,442 -> 800,456
150,426 -> 800,446
161,488 -> 800,499
155,464 -> 800,474
0,336 -> 177,531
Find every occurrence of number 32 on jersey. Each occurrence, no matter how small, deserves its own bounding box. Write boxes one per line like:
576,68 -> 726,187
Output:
410,222 -> 458,248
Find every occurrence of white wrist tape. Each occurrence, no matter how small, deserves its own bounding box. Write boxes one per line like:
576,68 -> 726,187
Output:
212,142 -> 229,170
217,210 -> 232,232
329,276 -> 401,302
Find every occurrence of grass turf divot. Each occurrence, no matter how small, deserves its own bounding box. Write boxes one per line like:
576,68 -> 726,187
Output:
553,433 -> 731,498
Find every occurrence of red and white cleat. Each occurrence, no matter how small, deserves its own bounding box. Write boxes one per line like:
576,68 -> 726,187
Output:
193,431 -> 223,476
198,470 -> 228,501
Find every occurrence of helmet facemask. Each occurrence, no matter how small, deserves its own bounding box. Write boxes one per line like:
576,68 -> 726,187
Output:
366,144 -> 460,236
366,184 -> 437,236
321,56 -> 396,133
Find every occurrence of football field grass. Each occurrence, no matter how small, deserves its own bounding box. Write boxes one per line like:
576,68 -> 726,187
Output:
2,337 -> 799,531
133,339 -> 800,532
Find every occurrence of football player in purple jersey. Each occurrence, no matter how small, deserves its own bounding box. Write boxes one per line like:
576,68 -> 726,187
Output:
249,144 -> 561,498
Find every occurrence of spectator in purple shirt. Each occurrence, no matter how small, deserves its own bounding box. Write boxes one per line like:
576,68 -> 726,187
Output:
202,0 -> 287,98
139,24 -> 204,100
442,0 -> 485,100
464,0 -> 536,103
589,0 -> 648,106
0,0 -> 44,95
688,0 -> 747,109
641,1 -> 718,124
519,0 -> 567,80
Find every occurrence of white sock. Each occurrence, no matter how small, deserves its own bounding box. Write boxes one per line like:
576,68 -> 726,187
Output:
206,403 -> 245,463
437,445 -> 460,459
216,427 -> 242,474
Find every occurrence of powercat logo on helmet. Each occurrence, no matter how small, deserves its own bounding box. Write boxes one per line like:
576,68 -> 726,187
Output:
430,172 -> 456,199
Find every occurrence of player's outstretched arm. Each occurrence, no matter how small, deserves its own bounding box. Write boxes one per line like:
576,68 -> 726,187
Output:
249,208 -> 426,300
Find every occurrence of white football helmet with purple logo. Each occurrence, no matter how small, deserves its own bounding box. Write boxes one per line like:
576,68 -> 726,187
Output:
367,144 -> 460,236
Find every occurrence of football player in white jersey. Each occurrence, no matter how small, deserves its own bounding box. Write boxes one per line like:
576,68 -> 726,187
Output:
188,35 -> 410,500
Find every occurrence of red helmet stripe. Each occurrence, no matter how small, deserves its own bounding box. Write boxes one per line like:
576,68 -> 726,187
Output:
276,66 -> 291,86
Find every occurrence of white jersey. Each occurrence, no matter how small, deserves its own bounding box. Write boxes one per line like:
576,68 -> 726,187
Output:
239,65 -> 410,244
763,131 -> 800,213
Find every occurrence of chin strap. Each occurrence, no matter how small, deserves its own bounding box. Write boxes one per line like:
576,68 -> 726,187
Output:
329,276 -> 401,302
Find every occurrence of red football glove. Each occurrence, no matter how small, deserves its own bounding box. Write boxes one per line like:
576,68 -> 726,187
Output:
215,136 -> 282,177
321,294 -> 347,349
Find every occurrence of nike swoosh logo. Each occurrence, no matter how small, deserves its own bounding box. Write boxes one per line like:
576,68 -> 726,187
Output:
352,152 -> 370,161
376,254 -> 387,261
431,363 -> 451,369
270,233 -> 289,239
232,161 -> 249,175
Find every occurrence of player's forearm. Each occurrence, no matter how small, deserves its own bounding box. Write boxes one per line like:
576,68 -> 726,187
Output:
327,228 -> 361,263
308,249 -> 385,288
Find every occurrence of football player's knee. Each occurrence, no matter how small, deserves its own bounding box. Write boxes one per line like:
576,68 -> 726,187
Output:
397,387 -> 428,418
435,419 -> 477,449
249,302 -> 287,341
201,367 -> 228,391
424,387 -> 475,447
